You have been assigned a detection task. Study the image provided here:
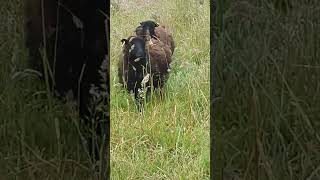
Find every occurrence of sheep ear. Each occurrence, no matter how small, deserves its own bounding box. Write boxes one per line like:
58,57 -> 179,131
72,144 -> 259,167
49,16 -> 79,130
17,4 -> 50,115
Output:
155,22 -> 159,27
121,39 -> 128,46
121,39 -> 128,44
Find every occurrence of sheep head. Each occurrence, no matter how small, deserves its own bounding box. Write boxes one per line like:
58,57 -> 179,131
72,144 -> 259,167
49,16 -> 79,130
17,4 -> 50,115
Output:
121,36 -> 148,68
135,20 -> 159,40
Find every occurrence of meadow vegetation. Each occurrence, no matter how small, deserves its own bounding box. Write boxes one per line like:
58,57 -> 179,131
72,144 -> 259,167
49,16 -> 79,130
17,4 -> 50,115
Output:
110,0 -> 210,179
1,1 -> 103,179
0,0 -> 210,179
214,0 -> 320,179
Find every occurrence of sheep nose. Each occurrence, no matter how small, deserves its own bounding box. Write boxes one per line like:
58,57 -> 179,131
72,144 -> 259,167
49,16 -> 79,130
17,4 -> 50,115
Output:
146,29 -> 150,36
135,51 -> 145,58
145,29 -> 151,41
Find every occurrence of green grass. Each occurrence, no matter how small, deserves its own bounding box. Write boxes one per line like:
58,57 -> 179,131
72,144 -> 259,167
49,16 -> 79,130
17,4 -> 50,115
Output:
0,1 -> 105,179
110,0 -> 210,179
214,0 -> 320,179
0,0 -> 209,179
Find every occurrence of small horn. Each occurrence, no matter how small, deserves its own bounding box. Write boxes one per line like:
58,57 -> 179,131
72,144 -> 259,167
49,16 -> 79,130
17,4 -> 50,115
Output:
129,36 -> 135,42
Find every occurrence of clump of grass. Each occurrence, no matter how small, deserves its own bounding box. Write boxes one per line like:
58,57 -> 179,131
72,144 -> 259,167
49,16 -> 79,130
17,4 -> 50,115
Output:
111,0 -> 210,179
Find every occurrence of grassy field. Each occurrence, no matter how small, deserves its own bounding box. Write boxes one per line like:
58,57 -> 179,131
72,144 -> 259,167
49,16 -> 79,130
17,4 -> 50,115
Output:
214,0 -> 320,179
110,0 -> 210,179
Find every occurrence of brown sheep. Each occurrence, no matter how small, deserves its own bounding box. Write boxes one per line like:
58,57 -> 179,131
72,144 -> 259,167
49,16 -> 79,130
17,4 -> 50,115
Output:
119,35 -> 172,110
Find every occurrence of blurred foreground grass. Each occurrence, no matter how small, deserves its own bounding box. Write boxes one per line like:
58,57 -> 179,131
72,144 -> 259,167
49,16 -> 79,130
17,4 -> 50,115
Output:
214,0 -> 320,179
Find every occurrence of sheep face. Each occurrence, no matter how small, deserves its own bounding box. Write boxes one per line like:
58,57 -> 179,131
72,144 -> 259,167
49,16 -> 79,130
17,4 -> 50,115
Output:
135,20 -> 159,39
121,37 -> 149,72
120,36 -> 152,110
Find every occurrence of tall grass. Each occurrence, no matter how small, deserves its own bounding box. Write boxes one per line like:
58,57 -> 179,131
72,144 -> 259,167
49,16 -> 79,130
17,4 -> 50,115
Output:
214,0 -> 320,179
111,0 -> 210,179
0,1 -> 103,179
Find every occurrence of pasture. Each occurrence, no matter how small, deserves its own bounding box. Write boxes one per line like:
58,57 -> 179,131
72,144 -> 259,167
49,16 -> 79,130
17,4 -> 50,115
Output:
110,0 -> 210,179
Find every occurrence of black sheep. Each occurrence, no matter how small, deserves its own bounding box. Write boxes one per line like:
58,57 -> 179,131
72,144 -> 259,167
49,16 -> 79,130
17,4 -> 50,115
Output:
118,35 -> 172,110
25,0 -> 109,176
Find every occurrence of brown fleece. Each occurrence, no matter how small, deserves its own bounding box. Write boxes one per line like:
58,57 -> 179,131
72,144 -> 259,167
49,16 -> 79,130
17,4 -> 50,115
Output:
154,25 -> 175,54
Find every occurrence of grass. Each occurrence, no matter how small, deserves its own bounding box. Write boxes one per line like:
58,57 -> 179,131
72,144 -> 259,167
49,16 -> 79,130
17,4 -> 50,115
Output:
0,0 -> 209,179
110,0 -> 210,179
0,1 -> 105,179
4,0 -> 319,179
214,0 -> 320,179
